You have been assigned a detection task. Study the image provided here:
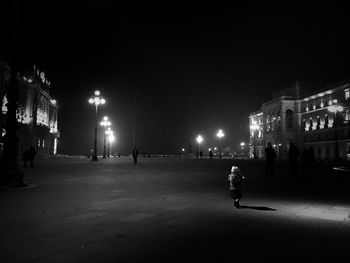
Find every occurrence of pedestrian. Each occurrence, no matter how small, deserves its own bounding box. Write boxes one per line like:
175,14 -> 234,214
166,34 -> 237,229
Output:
209,150 -> 213,159
199,151 -> 203,159
132,147 -> 138,164
22,149 -> 30,168
228,165 -> 245,208
28,146 -> 37,168
265,142 -> 276,176
288,143 -> 300,176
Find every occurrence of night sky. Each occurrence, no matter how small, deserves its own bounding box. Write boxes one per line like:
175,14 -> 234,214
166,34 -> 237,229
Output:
2,1 -> 350,155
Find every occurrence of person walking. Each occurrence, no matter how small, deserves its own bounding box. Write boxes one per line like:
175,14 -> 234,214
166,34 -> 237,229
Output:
209,150 -> 213,159
28,146 -> 37,168
265,142 -> 276,177
288,143 -> 300,176
132,147 -> 138,164
228,166 -> 245,208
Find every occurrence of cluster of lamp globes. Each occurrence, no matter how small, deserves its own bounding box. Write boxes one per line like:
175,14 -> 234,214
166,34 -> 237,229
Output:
191,129 -> 225,151
88,90 -> 115,159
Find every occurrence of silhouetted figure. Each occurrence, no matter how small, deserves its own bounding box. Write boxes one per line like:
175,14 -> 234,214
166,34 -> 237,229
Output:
228,165 -> 245,208
209,150 -> 213,159
22,149 -> 30,168
118,153 -> 121,158
196,151 -> 199,159
288,143 -> 300,176
265,142 -> 276,176
199,151 -> 203,159
132,147 -> 138,164
28,146 -> 37,168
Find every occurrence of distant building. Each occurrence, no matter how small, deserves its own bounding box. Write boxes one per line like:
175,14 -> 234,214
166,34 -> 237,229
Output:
1,61 -> 59,157
249,81 -> 350,160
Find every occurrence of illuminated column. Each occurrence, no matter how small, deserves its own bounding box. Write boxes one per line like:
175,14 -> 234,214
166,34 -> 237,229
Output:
328,103 -> 344,162
250,124 -> 259,159
88,90 -> 105,161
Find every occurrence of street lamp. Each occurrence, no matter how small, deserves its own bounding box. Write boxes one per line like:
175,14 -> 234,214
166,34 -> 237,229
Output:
216,129 -> 225,158
240,142 -> 245,149
105,127 -> 113,157
107,130 -> 115,157
100,116 -> 111,158
88,90 -> 105,161
250,124 -> 259,159
196,135 -> 203,155
328,103 -> 344,163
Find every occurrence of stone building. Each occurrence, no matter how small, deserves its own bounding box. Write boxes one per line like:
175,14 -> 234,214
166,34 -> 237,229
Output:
1,61 -> 59,158
249,81 -> 350,161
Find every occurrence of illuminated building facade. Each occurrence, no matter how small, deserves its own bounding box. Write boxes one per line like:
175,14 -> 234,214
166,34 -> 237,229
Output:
249,81 -> 350,160
1,61 -> 59,157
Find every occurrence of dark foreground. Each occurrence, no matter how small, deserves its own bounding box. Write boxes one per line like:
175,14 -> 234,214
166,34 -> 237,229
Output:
1,157 -> 350,262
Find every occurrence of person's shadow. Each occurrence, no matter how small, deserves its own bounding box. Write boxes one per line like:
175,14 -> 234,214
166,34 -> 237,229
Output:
239,205 -> 276,211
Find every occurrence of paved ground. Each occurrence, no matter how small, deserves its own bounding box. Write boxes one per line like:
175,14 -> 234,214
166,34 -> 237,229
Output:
1,156 -> 350,262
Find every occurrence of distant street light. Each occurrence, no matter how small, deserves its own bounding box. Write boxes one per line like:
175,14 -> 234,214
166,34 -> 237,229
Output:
216,129 -> 225,158
100,116 -> 111,158
88,90 -> 105,161
328,103 -> 344,163
240,142 -> 245,149
107,129 -> 115,157
250,124 -> 259,159
196,135 -> 203,154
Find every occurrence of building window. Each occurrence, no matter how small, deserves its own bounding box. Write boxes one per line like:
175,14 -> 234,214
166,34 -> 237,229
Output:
345,89 -> 350,100
320,101 -> 324,108
317,116 -> 320,129
313,104 -> 316,110
345,110 -> 350,121
325,114 -> 329,128
305,105 -> 309,112
42,140 -> 45,148
328,99 -> 332,106
38,139 -> 41,148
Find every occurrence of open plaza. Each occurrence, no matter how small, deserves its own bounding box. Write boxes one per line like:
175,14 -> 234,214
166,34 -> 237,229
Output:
1,156 -> 349,262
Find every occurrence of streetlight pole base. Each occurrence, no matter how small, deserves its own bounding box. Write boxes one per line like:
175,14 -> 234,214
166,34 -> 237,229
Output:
92,154 -> 98,161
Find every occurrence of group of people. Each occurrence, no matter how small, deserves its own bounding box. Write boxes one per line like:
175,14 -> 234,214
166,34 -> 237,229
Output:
264,142 -> 313,177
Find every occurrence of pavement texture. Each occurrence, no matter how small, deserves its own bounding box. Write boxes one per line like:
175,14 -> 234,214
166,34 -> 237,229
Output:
1,157 -> 350,262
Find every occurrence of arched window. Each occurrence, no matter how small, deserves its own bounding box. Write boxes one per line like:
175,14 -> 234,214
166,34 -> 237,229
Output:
309,118 -> 313,131
286,109 -> 294,129
325,114 -> 329,128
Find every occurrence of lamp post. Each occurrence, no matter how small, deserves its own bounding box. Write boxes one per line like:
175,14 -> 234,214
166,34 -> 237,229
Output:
107,129 -> 115,157
196,135 -> 203,157
250,124 -> 259,159
328,104 -> 344,163
88,90 -> 105,161
100,116 -> 111,158
216,129 -> 225,158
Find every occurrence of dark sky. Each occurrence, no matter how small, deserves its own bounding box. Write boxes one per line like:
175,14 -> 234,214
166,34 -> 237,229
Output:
2,1 -> 350,155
